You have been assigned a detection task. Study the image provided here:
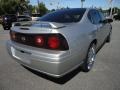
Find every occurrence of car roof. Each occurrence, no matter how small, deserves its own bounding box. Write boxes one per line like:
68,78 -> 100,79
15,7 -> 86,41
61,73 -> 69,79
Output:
53,8 -> 87,13
49,8 -> 99,15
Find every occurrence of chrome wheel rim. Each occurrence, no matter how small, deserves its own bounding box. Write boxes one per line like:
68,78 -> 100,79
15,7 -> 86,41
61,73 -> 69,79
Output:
87,45 -> 96,70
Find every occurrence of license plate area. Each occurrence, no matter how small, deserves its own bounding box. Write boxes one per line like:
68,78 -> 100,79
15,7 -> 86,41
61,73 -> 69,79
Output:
11,47 -> 31,64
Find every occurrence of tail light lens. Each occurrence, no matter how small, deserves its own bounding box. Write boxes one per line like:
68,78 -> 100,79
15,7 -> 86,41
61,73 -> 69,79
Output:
35,36 -> 44,46
10,31 -> 16,40
48,36 -> 60,49
10,31 -> 69,51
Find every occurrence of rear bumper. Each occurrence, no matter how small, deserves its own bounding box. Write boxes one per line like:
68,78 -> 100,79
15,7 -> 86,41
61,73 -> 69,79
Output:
7,41 -> 83,78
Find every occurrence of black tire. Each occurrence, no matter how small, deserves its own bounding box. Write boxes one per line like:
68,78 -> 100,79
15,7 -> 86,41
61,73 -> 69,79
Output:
82,43 -> 96,72
106,31 -> 112,43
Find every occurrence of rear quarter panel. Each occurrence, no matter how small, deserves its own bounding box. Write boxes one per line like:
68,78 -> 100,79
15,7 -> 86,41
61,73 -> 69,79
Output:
52,22 -> 92,63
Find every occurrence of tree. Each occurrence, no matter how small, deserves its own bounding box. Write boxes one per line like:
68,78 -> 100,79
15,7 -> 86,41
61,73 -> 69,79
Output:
38,2 -> 48,16
0,0 -> 18,15
16,0 -> 30,15
0,0 -> 30,15
81,0 -> 85,8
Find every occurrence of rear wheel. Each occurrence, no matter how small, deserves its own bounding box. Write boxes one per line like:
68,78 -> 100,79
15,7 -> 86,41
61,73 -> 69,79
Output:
82,43 -> 96,72
106,31 -> 112,43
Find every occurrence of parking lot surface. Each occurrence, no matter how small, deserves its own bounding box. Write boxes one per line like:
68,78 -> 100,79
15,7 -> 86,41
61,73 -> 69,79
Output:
0,21 -> 120,90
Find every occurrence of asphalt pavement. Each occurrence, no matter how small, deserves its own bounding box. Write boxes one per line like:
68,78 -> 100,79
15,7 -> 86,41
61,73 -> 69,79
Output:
0,22 -> 120,90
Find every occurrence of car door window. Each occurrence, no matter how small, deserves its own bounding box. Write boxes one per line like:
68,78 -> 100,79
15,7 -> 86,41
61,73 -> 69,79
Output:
98,11 -> 105,21
88,10 -> 94,23
95,11 -> 101,24
88,10 -> 102,24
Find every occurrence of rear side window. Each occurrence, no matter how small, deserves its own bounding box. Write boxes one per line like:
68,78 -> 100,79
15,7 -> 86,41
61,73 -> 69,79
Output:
88,10 -> 102,24
40,9 -> 86,23
98,11 -> 105,21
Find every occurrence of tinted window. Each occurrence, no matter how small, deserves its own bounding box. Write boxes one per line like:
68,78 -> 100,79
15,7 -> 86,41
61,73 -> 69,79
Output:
88,11 -> 94,23
32,14 -> 41,17
39,8 -> 86,23
17,16 -> 31,19
18,16 -> 27,18
88,10 -> 102,24
4,15 -> 16,18
98,11 -> 105,21
3,15 -> 17,22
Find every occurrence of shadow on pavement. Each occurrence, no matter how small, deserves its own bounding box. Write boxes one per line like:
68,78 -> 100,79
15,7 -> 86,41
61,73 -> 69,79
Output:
23,65 -> 82,84
22,42 -> 106,85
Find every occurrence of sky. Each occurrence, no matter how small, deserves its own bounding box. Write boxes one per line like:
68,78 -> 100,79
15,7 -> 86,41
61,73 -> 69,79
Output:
30,0 -> 120,10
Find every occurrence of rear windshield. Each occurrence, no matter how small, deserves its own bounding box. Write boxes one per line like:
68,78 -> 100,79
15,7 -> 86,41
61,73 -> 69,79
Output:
18,16 -> 28,18
3,15 -> 17,21
4,15 -> 16,17
40,8 -> 86,23
3,15 -> 16,19
32,14 -> 41,17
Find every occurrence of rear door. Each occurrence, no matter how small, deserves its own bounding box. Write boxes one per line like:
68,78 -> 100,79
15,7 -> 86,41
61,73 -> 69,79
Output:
95,10 -> 106,46
89,10 -> 106,48
95,10 -> 110,44
88,10 -> 103,47
98,11 -> 111,39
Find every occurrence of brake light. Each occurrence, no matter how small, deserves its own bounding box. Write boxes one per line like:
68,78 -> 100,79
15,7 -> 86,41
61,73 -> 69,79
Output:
35,36 -> 44,46
10,31 -> 16,40
48,36 -> 60,49
10,31 -> 69,51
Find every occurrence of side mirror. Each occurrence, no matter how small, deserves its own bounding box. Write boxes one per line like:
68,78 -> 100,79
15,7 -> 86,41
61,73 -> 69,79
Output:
107,18 -> 113,23
100,18 -> 113,24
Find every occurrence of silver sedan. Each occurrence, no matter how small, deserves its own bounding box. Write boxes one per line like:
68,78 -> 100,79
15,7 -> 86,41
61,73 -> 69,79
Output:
7,8 -> 113,78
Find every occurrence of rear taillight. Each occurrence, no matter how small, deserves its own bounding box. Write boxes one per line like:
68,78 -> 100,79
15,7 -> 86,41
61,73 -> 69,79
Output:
10,31 -> 69,51
10,31 -> 16,40
48,36 -> 60,49
35,34 -> 69,50
35,36 -> 44,46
